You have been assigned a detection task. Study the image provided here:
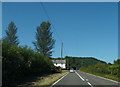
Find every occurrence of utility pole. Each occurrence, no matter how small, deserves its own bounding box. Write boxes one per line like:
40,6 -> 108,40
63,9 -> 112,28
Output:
61,42 -> 63,66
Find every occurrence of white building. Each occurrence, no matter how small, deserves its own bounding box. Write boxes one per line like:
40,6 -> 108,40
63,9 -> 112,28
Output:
52,59 -> 66,69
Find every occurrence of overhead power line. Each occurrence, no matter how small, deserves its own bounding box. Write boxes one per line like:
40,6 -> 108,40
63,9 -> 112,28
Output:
40,2 -> 63,42
40,2 -> 68,57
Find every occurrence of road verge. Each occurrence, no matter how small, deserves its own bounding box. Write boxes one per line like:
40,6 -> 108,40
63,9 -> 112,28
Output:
80,69 -> 119,82
18,70 -> 68,87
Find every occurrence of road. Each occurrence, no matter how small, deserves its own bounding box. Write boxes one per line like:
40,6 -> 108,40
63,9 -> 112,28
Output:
51,70 -> 119,87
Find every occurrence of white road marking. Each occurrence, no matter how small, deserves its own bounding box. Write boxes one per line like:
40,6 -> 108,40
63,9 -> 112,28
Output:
50,72 -> 69,87
76,71 -> 93,87
75,71 -> 85,81
86,79 -> 88,81
87,82 -> 94,87
83,72 -> 119,83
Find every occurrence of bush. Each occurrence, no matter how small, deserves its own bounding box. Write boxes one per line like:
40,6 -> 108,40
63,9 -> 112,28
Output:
80,62 -> 110,74
2,42 -> 58,86
2,44 -> 24,86
80,61 -> 120,82
108,65 -> 119,76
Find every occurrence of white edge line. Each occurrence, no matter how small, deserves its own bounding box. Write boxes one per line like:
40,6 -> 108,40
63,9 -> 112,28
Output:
50,72 -> 69,87
87,82 -> 93,87
82,71 -> 119,83
75,71 -> 85,81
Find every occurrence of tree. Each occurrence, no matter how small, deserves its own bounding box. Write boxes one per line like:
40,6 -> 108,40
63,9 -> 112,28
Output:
114,59 -> 120,65
4,21 -> 19,45
33,22 -> 55,57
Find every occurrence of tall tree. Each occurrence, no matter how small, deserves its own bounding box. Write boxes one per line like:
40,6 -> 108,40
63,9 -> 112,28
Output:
33,22 -> 55,57
5,21 -> 19,45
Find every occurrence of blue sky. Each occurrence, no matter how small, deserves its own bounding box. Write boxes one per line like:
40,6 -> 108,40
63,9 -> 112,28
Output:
2,2 -> 118,63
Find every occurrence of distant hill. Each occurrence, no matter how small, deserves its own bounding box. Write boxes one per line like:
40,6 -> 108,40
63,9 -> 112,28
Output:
50,57 -> 107,69
65,56 -> 107,69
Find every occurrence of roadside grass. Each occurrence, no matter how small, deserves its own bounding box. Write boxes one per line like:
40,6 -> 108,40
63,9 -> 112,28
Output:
32,70 -> 68,86
80,69 -> 119,82
18,70 -> 68,87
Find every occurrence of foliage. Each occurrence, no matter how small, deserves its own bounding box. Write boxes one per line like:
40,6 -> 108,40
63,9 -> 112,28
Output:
65,56 -> 106,69
114,59 -> 120,65
66,56 -> 120,81
4,21 -> 19,45
108,65 -> 119,75
2,43 -> 23,86
2,21 -> 58,86
33,22 -> 55,57
2,41 -> 58,86
80,59 -> 120,81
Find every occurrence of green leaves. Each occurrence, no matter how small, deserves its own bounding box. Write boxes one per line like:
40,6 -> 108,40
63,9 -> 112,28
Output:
65,57 -> 105,69
80,59 -> 120,81
33,22 -> 55,57
2,41 -> 58,86
108,65 -> 119,75
4,21 -> 19,45
2,21 -> 58,86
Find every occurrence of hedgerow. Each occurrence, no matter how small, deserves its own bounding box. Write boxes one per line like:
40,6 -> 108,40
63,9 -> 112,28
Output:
2,42 -> 59,86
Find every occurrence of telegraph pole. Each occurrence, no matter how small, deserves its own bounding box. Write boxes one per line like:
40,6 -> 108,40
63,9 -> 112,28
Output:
61,42 -> 63,65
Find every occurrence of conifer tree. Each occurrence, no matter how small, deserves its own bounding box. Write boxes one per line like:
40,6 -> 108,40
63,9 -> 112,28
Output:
33,22 -> 55,57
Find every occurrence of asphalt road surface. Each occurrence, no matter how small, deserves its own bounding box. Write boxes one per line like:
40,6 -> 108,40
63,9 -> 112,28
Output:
51,70 -> 119,87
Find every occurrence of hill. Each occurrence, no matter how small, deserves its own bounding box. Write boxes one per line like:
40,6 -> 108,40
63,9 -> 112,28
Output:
65,56 -> 107,69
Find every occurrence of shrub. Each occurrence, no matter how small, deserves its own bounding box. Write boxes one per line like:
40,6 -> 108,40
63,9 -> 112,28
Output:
2,43 -> 23,86
108,65 -> 119,76
2,42 -> 58,86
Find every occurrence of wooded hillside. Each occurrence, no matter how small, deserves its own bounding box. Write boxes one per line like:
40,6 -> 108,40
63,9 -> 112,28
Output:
65,56 -> 107,69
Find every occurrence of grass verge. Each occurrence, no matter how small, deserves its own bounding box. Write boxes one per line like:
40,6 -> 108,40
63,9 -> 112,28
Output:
18,70 -> 68,87
80,69 -> 119,82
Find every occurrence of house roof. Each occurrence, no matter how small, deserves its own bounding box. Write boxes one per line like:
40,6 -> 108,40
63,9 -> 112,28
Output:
52,60 -> 66,64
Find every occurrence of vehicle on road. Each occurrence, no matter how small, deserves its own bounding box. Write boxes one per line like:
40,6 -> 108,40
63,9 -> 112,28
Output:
70,68 -> 74,73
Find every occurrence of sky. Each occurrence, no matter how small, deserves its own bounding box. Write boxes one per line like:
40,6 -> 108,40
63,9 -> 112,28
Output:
2,2 -> 118,63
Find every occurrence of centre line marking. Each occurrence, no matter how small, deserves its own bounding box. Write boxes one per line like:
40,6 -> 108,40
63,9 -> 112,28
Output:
75,71 -> 85,81
87,82 -> 93,87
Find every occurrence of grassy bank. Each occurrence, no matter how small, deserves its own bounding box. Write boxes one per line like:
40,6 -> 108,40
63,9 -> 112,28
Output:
80,69 -> 119,82
18,70 -> 68,87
